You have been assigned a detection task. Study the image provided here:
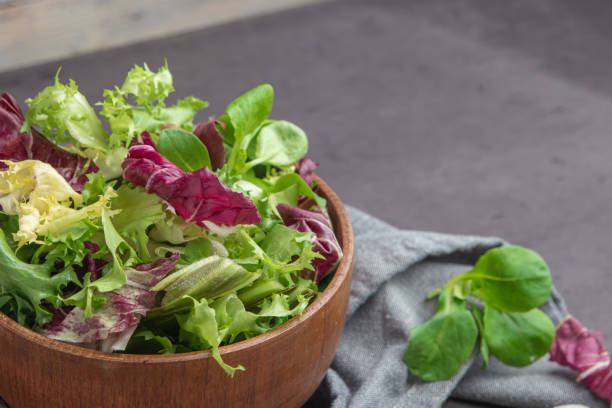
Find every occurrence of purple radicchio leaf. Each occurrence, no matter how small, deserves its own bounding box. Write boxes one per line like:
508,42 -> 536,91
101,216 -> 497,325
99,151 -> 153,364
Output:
41,252 -> 179,352
122,135 -> 261,226
294,157 -> 321,210
193,119 -> 226,171
549,315 -> 612,401
295,157 -> 318,187
277,203 -> 342,283
0,93 -> 98,191
74,241 -> 107,283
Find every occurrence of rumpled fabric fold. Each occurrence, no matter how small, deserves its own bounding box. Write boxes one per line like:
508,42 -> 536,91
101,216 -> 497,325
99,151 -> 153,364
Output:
305,206 -> 607,408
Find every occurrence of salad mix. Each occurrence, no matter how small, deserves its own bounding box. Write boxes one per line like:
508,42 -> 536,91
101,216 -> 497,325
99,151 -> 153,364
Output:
0,63 -> 342,375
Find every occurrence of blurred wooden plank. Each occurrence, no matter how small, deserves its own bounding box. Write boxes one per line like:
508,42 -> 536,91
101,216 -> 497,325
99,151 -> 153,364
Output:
0,0 -> 327,73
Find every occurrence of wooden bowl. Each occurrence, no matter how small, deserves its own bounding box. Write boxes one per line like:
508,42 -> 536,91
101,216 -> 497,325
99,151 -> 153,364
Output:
0,175 -> 354,408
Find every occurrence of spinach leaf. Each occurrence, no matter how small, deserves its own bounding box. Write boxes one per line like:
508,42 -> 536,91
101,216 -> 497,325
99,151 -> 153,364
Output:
223,85 -> 274,175
226,84 -> 274,138
405,245 -> 555,382
253,120 -> 308,166
465,246 -> 551,312
157,128 -> 211,171
482,305 -> 555,367
404,289 -> 478,381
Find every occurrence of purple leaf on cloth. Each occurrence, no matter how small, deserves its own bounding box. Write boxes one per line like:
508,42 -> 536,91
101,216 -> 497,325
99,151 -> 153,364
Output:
549,315 -> 612,401
122,137 -> 260,226
193,120 -> 226,171
0,93 -> 98,191
41,252 -> 179,352
277,203 -> 342,283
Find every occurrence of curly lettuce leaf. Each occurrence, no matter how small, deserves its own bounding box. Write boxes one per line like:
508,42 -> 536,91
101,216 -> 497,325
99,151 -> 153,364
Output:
277,203 -> 342,283
224,227 -> 323,278
22,70 -> 109,153
0,160 -> 118,246
64,209 -> 137,316
36,220 -> 101,287
176,289 -> 313,375
81,172 -> 107,205
120,62 -> 174,106
15,185 -> 116,248
99,63 -> 208,150
0,159 -> 81,215
177,296 -> 245,376
0,228 -> 73,326
42,253 -> 179,351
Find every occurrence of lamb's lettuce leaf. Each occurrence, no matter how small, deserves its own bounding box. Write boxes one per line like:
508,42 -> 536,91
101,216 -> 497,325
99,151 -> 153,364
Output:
157,128 -> 211,172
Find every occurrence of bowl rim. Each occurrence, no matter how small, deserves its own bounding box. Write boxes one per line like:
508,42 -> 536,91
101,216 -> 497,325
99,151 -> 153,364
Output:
0,174 -> 354,364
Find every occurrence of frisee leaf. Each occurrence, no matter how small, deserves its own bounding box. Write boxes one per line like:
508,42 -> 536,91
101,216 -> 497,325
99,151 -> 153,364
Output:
0,228 -> 72,326
64,209 -> 137,316
177,296 -> 245,377
82,172 -> 107,205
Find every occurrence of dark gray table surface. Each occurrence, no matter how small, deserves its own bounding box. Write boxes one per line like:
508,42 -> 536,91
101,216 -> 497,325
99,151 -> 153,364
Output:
1,0 -> 611,406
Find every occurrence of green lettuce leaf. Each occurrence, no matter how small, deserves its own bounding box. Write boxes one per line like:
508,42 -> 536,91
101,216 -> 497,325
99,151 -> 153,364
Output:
81,172 -> 107,205
0,160 -> 117,247
22,70 -> 109,153
150,255 -> 260,315
64,209 -> 137,316
0,228 -> 73,326
120,62 -> 174,106
99,63 -> 208,149
225,227 -> 323,278
111,185 -> 163,262
177,296 -> 245,376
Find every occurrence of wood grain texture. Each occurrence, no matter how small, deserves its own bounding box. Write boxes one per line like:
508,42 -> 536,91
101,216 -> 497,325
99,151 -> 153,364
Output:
0,0 -> 328,73
0,174 -> 354,408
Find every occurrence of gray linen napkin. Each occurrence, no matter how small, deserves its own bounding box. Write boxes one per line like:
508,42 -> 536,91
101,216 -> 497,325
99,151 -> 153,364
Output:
305,206 -> 607,408
1,206 -> 606,408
